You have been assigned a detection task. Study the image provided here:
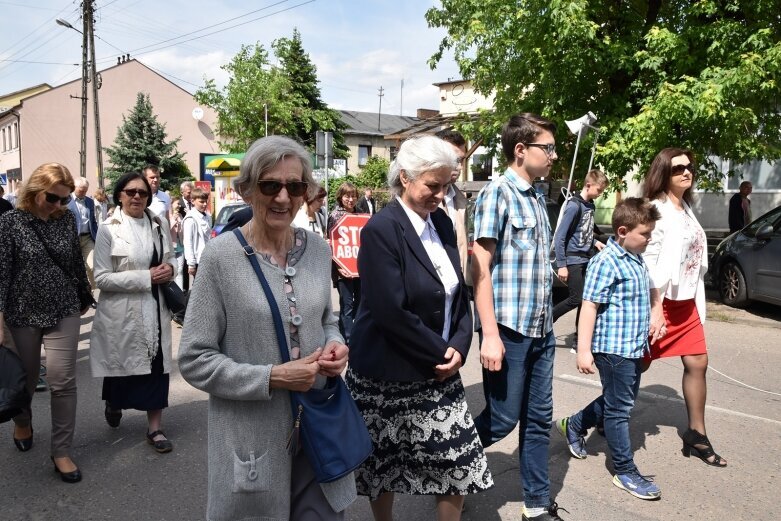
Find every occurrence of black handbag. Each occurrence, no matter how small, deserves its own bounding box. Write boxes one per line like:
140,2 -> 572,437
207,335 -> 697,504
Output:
233,229 -> 373,483
0,345 -> 29,423
149,214 -> 188,325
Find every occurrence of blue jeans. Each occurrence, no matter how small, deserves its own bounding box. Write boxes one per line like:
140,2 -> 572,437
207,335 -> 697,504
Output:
474,326 -> 555,509
569,353 -> 642,474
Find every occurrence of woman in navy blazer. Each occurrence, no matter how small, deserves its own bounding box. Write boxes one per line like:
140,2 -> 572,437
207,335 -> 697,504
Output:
346,135 -> 492,521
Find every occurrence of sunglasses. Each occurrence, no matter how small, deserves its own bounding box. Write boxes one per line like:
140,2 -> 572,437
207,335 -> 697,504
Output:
671,163 -> 694,176
122,188 -> 150,198
525,143 -> 557,155
257,180 -> 308,197
44,192 -> 71,205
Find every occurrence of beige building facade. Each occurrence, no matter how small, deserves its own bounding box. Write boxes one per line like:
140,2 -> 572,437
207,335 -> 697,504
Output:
11,60 -> 219,190
339,110 -> 420,174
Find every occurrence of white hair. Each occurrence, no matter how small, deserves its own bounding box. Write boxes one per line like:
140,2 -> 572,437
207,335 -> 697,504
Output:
387,135 -> 458,197
180,180 -> 194,190
74,177 -> 89,188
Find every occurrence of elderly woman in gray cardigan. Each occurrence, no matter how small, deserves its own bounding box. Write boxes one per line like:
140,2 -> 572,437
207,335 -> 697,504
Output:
178,136 -> 355,521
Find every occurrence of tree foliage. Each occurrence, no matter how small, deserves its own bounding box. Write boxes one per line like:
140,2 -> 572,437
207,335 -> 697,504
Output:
426,0 -> 781,190
104,92 -> 190,192
273,29 -> 348,157
196,31 -> 346,157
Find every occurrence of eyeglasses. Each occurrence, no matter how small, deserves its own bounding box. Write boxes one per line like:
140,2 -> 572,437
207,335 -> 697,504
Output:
671,163 -> 694,176
44,192 -> 71,205
122,188 -> 150,199
258,180 -> 308,197
525,143 -> 557,156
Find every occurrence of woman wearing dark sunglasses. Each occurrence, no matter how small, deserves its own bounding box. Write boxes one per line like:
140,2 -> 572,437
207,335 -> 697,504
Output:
178,136 -> 354,520
89,171 -> 177,454
0,162 -> 92,483
642,148 -> 727,468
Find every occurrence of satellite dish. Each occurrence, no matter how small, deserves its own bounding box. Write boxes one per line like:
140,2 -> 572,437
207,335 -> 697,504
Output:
192,107 -> 204,121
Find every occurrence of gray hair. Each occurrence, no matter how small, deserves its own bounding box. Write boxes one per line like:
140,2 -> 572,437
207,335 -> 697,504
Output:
74,177 -> 89,188
180,180 -> 194,190
234,136 -> 315,199
387,135 -> 458,197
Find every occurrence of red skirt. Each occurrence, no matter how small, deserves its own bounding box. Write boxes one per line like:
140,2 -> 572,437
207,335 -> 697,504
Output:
649,298 -> 707,360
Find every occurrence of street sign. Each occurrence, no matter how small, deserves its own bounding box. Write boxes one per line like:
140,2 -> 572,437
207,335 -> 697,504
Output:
329,213 -> 370,278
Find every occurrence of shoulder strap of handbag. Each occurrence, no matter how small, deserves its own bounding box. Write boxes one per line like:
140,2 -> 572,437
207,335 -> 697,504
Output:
232,228 -> 291,364
27,222 -> 79,285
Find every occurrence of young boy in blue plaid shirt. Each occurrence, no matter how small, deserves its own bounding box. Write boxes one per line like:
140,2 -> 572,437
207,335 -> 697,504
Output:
556,197 -> 663,500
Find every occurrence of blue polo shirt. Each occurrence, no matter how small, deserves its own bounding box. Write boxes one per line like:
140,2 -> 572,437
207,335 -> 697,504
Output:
582,238 -> 651,358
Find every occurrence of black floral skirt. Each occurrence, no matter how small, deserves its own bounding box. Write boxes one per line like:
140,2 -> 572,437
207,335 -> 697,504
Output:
345,368 -> 493,499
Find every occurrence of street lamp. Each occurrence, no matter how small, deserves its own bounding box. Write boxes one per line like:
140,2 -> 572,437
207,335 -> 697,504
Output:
55,18 -> 80,32
56,17 -> 88,182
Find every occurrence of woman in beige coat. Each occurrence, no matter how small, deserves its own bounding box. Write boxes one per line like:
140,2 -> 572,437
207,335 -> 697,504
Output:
89,171 -> 177,453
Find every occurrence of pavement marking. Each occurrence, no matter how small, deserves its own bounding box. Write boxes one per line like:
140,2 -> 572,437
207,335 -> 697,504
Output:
557,373 -> 781,426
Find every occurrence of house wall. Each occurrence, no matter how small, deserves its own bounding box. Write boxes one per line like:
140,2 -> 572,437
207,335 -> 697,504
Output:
343,134 -> 397,174
437,81 -> 494,115
19,60 -> 219,190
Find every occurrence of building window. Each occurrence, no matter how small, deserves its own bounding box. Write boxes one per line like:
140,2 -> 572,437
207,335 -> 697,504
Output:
1,128 -> 6,152
471,154 -> 493,181
389,146 -> 398,161
358,145 -> 372,166
12,122 -> 18,149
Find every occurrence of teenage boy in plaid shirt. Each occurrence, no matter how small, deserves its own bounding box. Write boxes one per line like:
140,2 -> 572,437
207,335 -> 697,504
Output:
557,198 -> 663,500
471,113 -> 565,521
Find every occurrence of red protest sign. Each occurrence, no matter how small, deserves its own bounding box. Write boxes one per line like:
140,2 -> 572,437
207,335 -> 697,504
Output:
329,213 -> 370,278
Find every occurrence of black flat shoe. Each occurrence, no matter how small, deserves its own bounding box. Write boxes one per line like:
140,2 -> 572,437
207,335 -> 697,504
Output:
51,458 -> 82,483
104,402 -> 122,428
146,430 -> 173,454
13,427 -> 33,452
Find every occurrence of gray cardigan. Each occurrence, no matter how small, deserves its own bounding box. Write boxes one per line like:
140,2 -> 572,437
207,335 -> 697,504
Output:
178,230 -> 356,521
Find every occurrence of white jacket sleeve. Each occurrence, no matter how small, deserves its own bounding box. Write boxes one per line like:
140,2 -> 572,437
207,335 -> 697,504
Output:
183,216 -> 197,266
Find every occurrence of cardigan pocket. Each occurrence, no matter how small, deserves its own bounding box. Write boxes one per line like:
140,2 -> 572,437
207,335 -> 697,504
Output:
232,450 -> 271,493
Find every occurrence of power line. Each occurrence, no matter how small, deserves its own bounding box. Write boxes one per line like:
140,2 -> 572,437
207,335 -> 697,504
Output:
0,59 -> 79,65
0,1 -> 67,10
97,0 -> 316,62
0,1 -> 76,59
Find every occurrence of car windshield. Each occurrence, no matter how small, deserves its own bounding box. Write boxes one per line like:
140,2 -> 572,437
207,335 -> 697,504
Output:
215,204 -> 248,225
742,206 -> 781,237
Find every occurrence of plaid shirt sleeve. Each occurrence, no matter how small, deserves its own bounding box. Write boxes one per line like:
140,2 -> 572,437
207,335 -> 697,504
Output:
582,255 -> 615,304
473,182 -> 506,242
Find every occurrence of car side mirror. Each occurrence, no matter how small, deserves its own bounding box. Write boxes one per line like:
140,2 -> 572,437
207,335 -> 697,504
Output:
755,223 -> 774,241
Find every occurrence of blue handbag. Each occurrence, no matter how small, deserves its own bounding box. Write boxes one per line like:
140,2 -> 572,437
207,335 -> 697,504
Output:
233,229 -> 373,483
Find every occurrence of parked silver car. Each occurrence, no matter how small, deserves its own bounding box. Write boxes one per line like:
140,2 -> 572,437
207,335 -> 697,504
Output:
706,205 -> 781,307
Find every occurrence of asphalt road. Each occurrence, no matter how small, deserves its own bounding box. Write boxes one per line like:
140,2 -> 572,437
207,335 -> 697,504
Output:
2,295 -> 780,521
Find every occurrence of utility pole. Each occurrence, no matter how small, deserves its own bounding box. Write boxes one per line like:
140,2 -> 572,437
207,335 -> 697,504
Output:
85,0 -> 104,189
78,13 -> 88,180
377,86 -> 384,131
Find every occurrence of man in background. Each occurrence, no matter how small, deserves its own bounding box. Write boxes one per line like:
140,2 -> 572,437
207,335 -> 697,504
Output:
728,180 -> 752,232
0,185 -> 13,215
145,165 -> 171,219
355,187 -> 376,215
67,177 -> 99,289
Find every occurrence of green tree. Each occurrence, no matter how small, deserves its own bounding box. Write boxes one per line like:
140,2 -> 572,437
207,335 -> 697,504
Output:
272,29 -> 348,157
427,0 -> 781,190
195,44 -> 300,153
104,92 -> 190,192
356,155 -> 390,189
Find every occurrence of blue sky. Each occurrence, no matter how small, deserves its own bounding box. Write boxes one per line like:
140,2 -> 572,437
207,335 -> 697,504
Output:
0,0 -> 461,115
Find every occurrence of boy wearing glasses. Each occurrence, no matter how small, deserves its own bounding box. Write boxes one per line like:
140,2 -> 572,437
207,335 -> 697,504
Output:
471,113 -> 566,520
183,188 -> 212,278
556,198 -> 662,500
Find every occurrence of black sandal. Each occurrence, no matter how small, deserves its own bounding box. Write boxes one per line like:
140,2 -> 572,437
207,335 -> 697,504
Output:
146,430 -> 173,453
681,428 -> 727,467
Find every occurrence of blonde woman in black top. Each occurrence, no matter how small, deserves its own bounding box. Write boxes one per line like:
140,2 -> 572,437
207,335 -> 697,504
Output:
0,163 -> 92,483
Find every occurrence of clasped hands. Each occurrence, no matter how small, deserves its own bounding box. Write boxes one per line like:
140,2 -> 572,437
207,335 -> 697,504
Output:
150,263 -> 174,285
271,341 -> 349,392
434,347 -> 463,382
